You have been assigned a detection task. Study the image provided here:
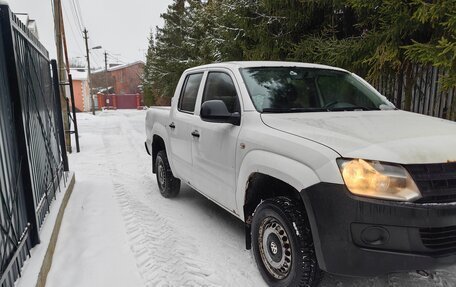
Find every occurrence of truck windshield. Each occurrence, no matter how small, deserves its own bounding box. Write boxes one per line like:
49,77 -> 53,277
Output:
240,67 -> 394,113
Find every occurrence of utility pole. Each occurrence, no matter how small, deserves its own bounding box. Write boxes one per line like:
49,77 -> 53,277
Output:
53,0 -> 72,153
83,29 -> 96,115
104,51 -> 108,72
58,2 -> 70,76
104,51 -> 109,96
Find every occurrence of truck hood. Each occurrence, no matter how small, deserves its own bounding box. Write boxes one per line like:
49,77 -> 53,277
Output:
261,110 -> 456,164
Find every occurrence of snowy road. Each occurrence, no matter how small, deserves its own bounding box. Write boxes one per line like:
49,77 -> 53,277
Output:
45,110 -> 456,287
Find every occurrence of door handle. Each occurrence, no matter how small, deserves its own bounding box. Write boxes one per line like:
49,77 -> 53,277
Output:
191,130 -> 200,138
169,122 -> 176,129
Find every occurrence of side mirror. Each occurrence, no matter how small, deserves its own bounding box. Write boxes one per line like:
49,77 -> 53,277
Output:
200,100 -> 241,126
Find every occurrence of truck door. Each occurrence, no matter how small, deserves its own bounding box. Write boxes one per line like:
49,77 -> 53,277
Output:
169,72 -> 203,184
191,71 -> 242,210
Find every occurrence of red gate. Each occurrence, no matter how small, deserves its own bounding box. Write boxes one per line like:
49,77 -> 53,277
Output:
97,93 -> 144,109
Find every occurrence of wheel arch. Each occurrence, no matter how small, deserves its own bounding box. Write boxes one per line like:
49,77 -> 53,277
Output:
236,150 -> 320,220
236,150 -> 320,249
151,134 -> 167,173
148,116 -> 173,173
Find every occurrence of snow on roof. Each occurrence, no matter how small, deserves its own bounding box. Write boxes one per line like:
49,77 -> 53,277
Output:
15,13 -> 39,39
186,61 -> 348,73
16,14 -> 28,25
92,60 -> 145,74
70,68 -> 88,81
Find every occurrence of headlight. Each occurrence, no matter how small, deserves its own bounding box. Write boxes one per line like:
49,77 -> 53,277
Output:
337,158 -> 421,201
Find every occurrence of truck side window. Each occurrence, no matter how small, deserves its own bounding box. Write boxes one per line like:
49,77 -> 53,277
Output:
178,73 -> 203,113
203,72 -> 240,113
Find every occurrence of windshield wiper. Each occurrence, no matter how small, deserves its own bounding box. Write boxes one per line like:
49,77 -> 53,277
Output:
327,106 -> 380,111
323,101 -> 380,111
261,107 -> 329,113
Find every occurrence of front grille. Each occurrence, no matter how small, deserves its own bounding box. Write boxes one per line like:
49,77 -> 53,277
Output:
405,162 -> 456,203
420,226 -> 456,253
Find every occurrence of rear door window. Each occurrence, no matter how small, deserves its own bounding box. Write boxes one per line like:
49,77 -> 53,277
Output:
178,73 -> 203,113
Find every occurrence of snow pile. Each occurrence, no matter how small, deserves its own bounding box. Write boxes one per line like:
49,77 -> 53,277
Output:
43,110 -> 263,287
14,173 -> 73,287
24,110 -> 456,287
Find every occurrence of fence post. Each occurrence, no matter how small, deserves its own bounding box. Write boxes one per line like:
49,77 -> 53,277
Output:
68,74 -> 80,152
0,4 -> 40,246
451,87 -> 456,121
396,69 -> 403,108
51,60 -> 69,172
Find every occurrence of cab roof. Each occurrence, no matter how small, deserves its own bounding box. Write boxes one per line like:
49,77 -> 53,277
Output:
185,61 -> 348,73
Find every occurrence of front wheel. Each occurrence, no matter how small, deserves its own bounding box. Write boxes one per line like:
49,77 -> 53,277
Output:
252,197 -> 323,287
155,150 -> 180,198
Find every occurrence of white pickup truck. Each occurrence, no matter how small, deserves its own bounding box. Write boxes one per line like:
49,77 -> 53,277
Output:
145,61 -> 456,287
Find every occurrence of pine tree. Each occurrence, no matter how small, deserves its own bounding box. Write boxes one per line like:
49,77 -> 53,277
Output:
403,0 -> 456,89
142,0 -> 455,114
143,34 -> 156,106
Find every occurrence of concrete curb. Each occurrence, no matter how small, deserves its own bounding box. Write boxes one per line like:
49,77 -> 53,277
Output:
36,172 -> 76,287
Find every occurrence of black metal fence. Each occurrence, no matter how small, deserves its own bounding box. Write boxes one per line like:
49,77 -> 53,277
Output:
0,4 -> 67,286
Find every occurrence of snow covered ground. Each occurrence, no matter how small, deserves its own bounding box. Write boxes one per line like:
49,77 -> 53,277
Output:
41,110 -> 456,287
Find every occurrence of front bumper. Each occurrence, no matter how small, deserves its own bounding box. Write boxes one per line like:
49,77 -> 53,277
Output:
300,183 -> 456,276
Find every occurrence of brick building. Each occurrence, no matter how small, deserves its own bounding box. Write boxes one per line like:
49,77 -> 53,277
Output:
70,68 -> 91,112
91,61 -> 144,95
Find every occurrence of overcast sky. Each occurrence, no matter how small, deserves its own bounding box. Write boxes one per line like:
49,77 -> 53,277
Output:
6,0 -> 173,68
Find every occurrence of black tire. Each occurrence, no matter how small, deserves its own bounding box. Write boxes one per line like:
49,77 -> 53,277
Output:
252,197 -> 323,287
155,150 -> 180,198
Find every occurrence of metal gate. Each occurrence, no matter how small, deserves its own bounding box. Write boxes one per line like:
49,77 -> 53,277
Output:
0,4 -> 67,286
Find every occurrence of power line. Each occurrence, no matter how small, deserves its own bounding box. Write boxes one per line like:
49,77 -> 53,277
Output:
90,51 -> 102,69
65,0 -> 82,32
61,0 -> 85,56
71,0 -> 84,31
74,0 -> 85,28
88,38 -> 103,68
70,1 -> 82,31
107,54 -> 127,64
72,0 -> 85,30
62,0 -> 102,69
105,50 -> 131,63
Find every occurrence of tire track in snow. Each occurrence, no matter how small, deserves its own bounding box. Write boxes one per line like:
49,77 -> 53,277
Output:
113,182 -> 217,287
100,113 -> 220,287
113,112 -> 267,287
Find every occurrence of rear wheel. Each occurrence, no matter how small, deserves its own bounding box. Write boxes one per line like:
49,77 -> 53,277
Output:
155,150 -> 180,198
252,197 -> 322,287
